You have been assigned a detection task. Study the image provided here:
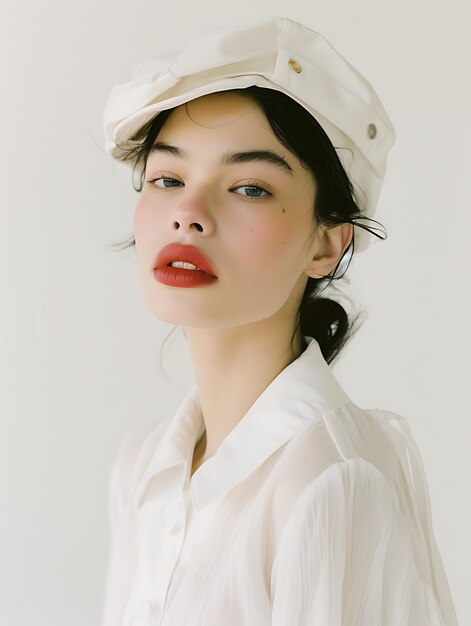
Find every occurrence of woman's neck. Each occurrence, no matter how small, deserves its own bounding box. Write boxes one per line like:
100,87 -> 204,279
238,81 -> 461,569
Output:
185,319 -> 304,468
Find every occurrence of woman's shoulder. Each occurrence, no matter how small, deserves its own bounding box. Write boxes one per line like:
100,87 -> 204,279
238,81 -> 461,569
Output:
269,400 -> 419,525
277,400 -> 410,480
320,401 -> 419,491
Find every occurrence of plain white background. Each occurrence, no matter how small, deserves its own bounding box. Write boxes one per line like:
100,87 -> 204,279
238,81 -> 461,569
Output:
1,1 -> 469,624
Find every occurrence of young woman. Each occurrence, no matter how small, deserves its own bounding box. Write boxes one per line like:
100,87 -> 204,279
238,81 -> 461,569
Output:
101,16 -> 458,626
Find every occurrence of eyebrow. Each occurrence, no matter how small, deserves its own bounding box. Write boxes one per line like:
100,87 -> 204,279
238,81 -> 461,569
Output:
148,141 -> 294,176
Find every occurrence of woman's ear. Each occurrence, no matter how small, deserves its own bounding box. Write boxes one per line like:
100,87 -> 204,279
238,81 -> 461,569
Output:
304,222 -> 353,279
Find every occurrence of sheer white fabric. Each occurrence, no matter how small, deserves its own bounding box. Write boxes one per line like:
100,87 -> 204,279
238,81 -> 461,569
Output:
101,337 -> 458,626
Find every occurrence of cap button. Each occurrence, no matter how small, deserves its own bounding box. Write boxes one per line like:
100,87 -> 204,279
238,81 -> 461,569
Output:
288,58 -> 302,74
367,123 -> 377,139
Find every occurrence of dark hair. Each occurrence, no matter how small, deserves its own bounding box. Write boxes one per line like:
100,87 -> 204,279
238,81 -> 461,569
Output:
109,86 -> 386,363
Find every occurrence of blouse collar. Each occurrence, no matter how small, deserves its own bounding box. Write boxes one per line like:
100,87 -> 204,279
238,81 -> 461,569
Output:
134,336 -> 351,511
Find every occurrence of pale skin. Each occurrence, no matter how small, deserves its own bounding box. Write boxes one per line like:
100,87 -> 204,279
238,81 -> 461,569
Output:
133,91 -> 353,476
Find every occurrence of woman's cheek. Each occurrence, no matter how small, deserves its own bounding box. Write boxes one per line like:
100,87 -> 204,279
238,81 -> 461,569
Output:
134,196 -> 144,229
232,215 -> 294,267
134,201 -> 156,246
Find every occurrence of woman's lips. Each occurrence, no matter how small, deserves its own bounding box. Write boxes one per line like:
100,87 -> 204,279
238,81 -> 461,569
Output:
154,243 -> 218,288
155,243 -> 217,277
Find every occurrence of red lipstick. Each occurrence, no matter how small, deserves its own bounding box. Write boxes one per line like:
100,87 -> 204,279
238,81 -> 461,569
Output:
153,243 -> 218,288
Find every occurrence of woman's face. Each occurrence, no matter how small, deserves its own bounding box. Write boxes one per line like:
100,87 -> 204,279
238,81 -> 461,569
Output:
134,91 -> 323,330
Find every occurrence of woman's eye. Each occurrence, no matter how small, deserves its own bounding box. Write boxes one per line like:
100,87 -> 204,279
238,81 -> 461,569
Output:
146,177 -> 183,189
145,177 -> 270,199
232,184 -> 270,199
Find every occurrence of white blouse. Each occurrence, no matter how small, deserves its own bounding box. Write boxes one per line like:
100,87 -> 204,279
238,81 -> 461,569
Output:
101,336 -> 458,626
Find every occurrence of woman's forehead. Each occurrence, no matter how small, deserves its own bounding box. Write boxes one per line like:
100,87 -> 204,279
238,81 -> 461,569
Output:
159,91 -> 271,135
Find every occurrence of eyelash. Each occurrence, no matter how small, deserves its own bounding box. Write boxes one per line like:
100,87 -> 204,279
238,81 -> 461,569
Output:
145,176 -> 271,200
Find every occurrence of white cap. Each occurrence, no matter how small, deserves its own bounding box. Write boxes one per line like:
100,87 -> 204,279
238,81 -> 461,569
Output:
103,16 -> 395,253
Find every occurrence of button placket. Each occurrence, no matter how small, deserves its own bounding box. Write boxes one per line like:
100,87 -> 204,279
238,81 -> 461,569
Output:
128,492 -> 188,626
158,497 -> 187,622
164,499 -> 181,528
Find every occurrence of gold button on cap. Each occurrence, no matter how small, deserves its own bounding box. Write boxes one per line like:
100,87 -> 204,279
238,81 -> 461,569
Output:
288,58 -> 302,73
367,123 -> 377,139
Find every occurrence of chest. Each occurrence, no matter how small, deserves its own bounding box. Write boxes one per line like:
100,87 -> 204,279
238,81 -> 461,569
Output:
122,479 -> 277,626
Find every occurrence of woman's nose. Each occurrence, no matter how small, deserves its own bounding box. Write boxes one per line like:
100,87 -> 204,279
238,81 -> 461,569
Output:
170,193 -> 216,236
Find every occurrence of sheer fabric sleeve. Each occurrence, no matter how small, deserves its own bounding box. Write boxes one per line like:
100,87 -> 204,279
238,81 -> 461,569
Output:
100,431 -> 145,626
270,457 -> 450,626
